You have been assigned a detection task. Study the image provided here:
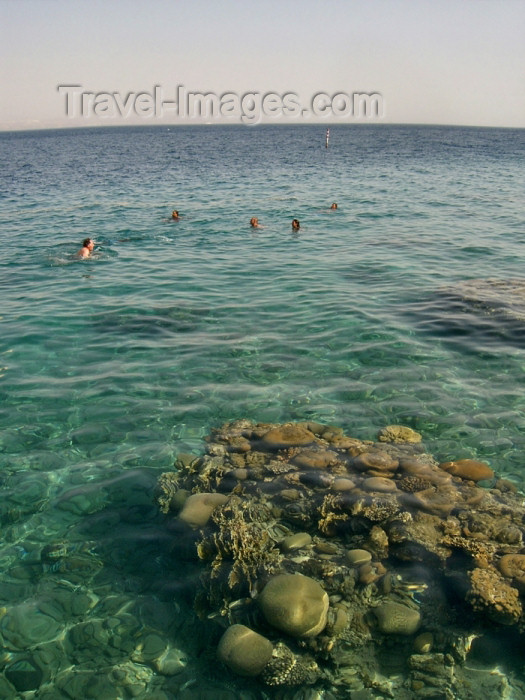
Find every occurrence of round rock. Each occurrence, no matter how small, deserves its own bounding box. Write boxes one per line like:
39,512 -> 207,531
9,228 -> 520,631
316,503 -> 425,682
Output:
353,451 -> 399,473
331,478 -> 356,491
414,632 -> 433,653
411,486 -> 457,517
217,624 -> 273,677
261,424 -> 316,450
154,647 -> 188,676
281,533 -> 312,553
178,492 -> 229,528
359,564 -> 382,585
373,602 -> 421,635
258,573 -> 329,638
438,459 -> 494,482
362,476 -> 397,493
292,448 -> 337,469
346,549 -> 372,566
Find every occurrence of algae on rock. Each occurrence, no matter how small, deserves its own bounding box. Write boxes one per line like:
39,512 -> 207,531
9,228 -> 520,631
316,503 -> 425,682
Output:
155,418 -> 525,698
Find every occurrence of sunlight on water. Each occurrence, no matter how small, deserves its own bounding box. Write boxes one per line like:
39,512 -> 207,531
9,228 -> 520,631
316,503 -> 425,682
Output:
0,124 -> 524,698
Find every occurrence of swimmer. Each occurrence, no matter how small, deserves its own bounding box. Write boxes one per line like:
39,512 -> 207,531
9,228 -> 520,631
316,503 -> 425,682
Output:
250,217 -> 263,228
171,210 -> 180,220
291,219 -> 300,231
330,202 -> 338,210
77,238 -> 94,258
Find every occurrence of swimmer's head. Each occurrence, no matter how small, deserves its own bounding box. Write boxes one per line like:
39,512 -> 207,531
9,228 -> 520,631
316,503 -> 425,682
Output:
331,202 -> 337,210
250,217 -> 259,227
171,210 -> 179,219
83,238 -> 94,250
291,219 -> 300,231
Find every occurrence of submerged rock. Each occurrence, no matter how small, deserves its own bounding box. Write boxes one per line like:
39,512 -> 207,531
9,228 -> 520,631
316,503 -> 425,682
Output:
260,423 -> 316,450
414,632 -> 433,654
373,602 -> 421,635
4,658 -> 43,692
362,476 -> 397,493
280,532 -> 312,552
1,604 -> 61,650
331,477 -> 356,491
217,624 -> 273,677
346,549 -> 372,566
292,448 -> 338,469
441,278 -> 525,323
178,492 -> 229,528
155,418 -> 525,697
260,642 -> 319,686
408,652 -> 454,695
378,425 -> 422,444
439,458 -> 494,481
152,647 -> 188,676
258,573 -> 328,638
498,553 -> 525,592
467,567 -> 522,624
352,451 -> 399,473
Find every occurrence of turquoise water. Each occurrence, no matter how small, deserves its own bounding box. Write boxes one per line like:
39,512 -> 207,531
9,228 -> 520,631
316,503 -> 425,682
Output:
0,124 -> 525,698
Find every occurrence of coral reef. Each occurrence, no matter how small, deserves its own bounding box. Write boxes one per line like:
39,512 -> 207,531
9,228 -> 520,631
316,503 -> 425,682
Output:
467,567 -> 522,625
155,419 -> 525,698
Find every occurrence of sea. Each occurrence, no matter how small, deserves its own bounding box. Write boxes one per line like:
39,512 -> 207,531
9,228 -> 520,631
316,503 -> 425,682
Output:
0,123 -> 524,699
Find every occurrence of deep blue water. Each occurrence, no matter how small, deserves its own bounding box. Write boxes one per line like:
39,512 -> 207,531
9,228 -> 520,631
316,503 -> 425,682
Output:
0,124 -> 524,698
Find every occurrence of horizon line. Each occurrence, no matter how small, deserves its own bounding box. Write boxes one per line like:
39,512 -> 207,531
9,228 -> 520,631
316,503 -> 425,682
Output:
1,121 -> 524,135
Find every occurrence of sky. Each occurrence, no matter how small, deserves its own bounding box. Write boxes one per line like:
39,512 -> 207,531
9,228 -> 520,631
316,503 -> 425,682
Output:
1,0 -> 524,130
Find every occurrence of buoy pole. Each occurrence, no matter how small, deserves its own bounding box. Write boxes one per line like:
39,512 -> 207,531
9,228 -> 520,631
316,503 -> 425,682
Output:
325,128 -> 330,148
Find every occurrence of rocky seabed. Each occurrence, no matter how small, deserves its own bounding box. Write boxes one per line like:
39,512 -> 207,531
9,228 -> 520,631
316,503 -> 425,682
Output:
2,419 -> 525,699
156,419 -> 525,700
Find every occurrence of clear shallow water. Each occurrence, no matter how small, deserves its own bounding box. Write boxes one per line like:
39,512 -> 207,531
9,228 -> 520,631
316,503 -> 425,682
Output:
0,124 -> 525,698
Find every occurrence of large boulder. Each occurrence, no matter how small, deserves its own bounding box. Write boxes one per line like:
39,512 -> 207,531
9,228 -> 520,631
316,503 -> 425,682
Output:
217,624 -> 273,677
258,573 -> 329,638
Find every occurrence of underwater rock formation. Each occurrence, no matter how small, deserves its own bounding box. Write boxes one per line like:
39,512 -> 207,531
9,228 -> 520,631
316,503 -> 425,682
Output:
155,419 -> 525,698
466,567 -> 522,625
408,278 -> 525,351
446,278 -> 525,323
438,458 -> 494,482
217,624 -> 273,676
372,601 -> 421,635
258,573 -> 329,638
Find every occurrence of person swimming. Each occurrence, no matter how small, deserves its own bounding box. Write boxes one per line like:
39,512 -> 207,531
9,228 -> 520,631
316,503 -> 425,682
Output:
291,219 -> 300,231
250,217 -> 262,228
77,238 -> 94,258
330,202 -> 338,210
171,210 -> 180,220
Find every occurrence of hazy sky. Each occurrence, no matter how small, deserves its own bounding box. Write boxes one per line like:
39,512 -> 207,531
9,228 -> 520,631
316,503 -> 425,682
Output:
1,0 -> 524,130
